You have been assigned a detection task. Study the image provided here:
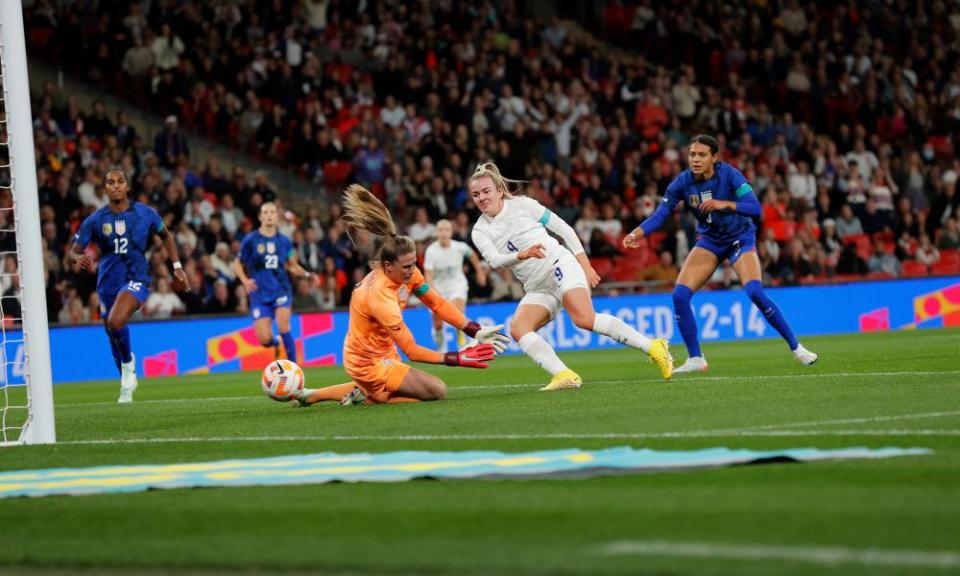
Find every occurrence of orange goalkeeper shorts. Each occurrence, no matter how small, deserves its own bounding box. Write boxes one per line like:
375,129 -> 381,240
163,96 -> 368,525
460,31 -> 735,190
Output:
344,351 -> 410,403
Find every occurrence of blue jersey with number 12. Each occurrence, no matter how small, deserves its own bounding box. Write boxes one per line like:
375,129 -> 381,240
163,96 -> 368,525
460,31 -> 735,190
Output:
73,202 -> 165,295
239,231 -> 294,304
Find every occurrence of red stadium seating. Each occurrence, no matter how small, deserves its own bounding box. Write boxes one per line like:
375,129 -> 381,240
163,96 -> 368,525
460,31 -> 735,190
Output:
844,234 -> 872,261
590,257 -> 614,279
938,249 -> 960,268
901,261 -> 929,278
931,261 -> 959,276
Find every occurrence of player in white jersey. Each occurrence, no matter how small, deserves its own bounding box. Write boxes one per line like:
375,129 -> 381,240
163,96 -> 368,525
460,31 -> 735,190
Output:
469,162 -> 674,390
423,219 -> 487,353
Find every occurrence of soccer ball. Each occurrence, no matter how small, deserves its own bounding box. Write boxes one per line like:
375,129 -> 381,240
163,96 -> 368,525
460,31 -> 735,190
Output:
261,359 -> 304,402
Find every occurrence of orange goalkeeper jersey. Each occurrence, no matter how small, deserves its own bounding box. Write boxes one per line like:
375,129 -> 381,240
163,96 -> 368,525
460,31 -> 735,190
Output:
342,267 -> 466,368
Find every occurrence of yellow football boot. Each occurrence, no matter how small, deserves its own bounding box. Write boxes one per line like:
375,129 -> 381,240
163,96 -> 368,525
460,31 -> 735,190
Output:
539,369 -> 583,391
649,338 -> 674,380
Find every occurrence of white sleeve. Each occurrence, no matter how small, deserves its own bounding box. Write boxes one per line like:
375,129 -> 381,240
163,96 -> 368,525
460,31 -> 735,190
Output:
423,244 -> 436,271
471,226 -> 519,269
543,211 -> 586,255
457,241 -> 474,259
514,196 -> 548,219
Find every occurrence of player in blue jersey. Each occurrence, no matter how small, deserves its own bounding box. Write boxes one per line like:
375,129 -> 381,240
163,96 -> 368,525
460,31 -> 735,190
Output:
67,169 -> 189,402
623,135 -> 818,372
233,201 -> 316,362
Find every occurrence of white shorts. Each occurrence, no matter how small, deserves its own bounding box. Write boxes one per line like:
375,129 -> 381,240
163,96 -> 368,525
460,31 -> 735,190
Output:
518,250 -> 589,320
433,282 -> 468,303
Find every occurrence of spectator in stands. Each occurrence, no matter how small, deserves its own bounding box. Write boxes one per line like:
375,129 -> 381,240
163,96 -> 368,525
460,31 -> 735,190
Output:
25,0 -> 960,326
835,204 -> 864,239
915,234 -> 940,267
938,218 -> 960,250
154,116 -> 189,168
143,277 -> 186,318
638,251 -> 679,285
292,277 -> 322,312
204,278 -> 236,315
407,206 -> 436,244
836,242 -> 869,275
868,240 -> 901,277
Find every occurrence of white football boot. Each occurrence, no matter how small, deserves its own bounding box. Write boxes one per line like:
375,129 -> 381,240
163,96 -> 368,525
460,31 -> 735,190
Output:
118,353 -> 138,403
673,356 -> 709,374
793,343 -> 818,365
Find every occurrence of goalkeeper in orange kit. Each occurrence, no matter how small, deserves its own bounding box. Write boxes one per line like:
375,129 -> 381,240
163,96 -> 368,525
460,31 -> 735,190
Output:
294,185 -> 509,406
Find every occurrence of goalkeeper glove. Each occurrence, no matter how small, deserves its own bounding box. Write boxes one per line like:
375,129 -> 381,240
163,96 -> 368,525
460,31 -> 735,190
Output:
444,343 -> 497,369
463,322 -> 510,353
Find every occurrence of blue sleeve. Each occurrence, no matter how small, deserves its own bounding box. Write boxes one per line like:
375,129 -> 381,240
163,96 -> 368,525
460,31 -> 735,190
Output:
734,190 -> 762,217
639,177 -> 682,236
151,207 -> 165,233
73,212 -> 96,247
726,165 -> 761,217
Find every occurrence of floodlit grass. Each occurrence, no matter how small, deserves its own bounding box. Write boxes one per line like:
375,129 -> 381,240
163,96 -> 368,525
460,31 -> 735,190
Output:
1,329 -> 958,575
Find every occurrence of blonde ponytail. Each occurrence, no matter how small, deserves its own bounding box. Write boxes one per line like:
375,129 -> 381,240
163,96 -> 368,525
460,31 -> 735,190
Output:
468,161 -> 527,199
340,184 -> 415,266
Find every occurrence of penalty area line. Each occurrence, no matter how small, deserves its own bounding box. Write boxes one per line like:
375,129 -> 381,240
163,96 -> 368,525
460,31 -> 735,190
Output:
58,429 -> 960,445
599,540 -> 960,569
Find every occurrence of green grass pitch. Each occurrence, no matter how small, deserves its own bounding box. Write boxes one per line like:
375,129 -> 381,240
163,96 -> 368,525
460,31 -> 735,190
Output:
1,329 -> 959,576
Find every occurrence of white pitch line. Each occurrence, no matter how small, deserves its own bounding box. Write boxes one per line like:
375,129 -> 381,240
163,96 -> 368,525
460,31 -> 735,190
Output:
744,410 -> 960,431
53,369 -> 960,408
601,540 -> 960,569
57,429 -> 960,445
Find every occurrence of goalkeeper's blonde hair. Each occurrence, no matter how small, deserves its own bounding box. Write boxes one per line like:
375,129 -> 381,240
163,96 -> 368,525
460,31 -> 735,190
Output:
468,161 -> 527,199
340,184 -> 415,267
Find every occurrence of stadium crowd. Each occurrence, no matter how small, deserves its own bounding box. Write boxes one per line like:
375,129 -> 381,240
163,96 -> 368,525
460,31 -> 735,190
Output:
20,0 -> 960,325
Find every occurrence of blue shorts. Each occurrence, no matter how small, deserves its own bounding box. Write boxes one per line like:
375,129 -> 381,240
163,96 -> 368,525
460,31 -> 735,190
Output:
251,293 -> 292,321
99,280 -> 151,317
695,230 -> 756,265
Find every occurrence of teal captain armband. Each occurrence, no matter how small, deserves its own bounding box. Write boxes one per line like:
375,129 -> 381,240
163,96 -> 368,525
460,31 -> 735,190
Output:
538,210 -> 551,226
735,183 -> 753,198
413,283 -> 430,296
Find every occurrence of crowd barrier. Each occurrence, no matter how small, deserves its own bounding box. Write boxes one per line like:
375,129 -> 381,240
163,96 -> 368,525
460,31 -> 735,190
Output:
5,276 -> 957,384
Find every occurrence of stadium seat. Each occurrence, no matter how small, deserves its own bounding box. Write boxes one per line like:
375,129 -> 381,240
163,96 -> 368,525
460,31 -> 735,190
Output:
590,257 -> 614,278
931,261 -> 959,276
770,220 -> 796,242
866,272 -> 894,280
939,249 -> 960,268
844,234 -> 872,260
901,261 -> 929,277
873,231 -> 894,246
647,231 -> 667,252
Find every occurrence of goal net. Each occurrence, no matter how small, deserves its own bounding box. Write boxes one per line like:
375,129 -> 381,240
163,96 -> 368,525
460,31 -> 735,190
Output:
0,0 -> 55,446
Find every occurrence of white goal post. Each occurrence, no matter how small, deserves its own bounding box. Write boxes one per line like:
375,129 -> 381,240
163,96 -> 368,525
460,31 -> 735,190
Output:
0,0 -> 55,445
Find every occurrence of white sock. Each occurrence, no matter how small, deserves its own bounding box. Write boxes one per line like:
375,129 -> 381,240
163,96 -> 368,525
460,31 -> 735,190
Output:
593,313 -> 653,353
518,332 -> 568,376
433,327 -> 447,354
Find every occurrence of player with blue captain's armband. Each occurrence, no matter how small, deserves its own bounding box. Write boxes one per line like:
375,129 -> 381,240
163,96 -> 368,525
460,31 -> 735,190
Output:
623,134 -> 818,372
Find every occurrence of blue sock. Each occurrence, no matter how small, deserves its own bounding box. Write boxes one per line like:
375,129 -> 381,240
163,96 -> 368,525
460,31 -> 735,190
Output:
105,327 -> 122,373
110,327 -> 133,364
745,280 -> 799,350
672,284 -> 702,358
280,331 -> 296,361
